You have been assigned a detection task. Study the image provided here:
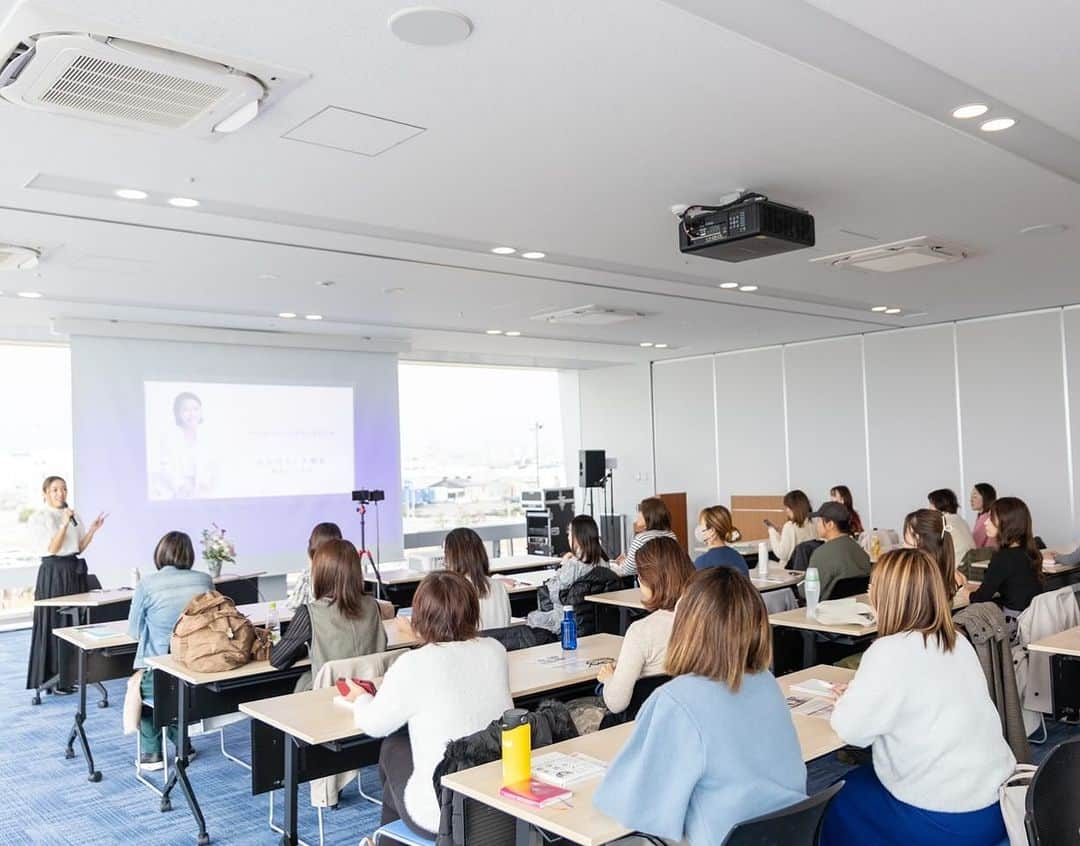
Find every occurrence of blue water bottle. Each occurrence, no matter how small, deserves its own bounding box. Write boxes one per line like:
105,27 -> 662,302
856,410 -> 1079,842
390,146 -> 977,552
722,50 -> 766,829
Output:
560,605 -> 578,651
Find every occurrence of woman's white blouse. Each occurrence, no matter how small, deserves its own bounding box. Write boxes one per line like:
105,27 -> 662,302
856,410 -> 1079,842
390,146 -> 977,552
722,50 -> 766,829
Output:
29,506 -> 85,556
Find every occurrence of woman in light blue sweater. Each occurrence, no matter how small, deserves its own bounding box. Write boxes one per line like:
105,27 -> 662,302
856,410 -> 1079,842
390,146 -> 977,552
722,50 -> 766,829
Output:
594,567 -> 807,844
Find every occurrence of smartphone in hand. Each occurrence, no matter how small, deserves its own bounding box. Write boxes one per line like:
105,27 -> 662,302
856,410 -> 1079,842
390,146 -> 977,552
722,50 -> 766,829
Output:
336,678 -> 376,697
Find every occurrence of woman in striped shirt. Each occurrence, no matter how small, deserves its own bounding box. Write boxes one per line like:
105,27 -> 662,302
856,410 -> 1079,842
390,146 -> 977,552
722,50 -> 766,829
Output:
612,497 -> 677,577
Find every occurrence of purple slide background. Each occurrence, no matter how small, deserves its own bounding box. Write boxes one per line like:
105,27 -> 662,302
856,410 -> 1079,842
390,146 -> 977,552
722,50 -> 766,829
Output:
69,336 -> 403,587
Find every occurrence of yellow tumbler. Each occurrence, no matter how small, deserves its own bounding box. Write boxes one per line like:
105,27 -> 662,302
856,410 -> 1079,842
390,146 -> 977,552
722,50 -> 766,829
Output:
501,708 -> 531,785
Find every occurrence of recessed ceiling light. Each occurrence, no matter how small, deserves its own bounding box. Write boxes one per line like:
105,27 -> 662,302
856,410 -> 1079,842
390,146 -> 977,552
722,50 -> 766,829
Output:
521,251 -> 546,260
114,188 -> 147,200
884,308 -> 902,315
486,329 -> 503,335
316,280 -> 336,288
304,314 -> 323,320
17,291 -> 42,298
719,282 -> 739,289
277,312 -> 297,319
739,284 -> 759,292
640,342 -> 654,348
951,103 -> 988,120
871,306 -> 889,312
654,343 -> 669,349
491,247 -> 516,255
980,118 -> 1016,132
505,331 -> 522,337
167,197 -> 200,208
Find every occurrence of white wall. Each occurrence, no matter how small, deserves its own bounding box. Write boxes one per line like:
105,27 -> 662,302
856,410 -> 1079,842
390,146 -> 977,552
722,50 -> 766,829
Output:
577,363 -> 656,530
586,308 -> 1080,548
653,357 -> 717,538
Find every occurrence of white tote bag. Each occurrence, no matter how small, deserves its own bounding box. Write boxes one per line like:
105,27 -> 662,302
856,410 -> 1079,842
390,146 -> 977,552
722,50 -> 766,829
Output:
122,670 -> 145,735
999,764 -> 1037,846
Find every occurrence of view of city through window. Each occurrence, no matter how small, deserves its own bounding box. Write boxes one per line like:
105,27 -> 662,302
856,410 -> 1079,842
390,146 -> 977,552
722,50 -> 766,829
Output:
0,344 -> 73,614
398,362 -> 567,533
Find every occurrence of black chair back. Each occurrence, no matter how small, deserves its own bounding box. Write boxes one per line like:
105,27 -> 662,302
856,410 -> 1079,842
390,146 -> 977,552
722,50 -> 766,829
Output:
789,540 -> 824,572
599,674 -> 672,730
720,782 -> 843,846
1026,737 -> 1080,844
625,674 -> 670,719
828,576 -> 869,600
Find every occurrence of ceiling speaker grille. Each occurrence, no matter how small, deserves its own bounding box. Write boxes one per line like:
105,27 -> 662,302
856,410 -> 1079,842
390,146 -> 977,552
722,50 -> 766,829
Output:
37,53 -> 228,128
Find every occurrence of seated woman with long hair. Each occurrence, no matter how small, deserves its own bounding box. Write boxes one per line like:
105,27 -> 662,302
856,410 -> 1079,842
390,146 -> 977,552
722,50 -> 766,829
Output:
270,538 -> 387,691
598,537 -> 694,714
821,548 -> 1015,846
443,527 -> 511,630
594,567 -> 807,842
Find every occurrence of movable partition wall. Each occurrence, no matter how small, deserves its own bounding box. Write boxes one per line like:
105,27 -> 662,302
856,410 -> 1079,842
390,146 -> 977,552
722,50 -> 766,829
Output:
651,307 -> 1080,549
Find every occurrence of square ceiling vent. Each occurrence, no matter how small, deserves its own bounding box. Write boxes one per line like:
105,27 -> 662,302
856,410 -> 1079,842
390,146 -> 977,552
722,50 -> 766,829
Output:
531,305 -> 645,326
282,106 -> 425,156
810,236 -> 969,272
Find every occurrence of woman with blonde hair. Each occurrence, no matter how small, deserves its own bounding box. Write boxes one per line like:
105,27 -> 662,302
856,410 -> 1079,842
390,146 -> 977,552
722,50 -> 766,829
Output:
594,567 -> 806,842
821,548 -> 1014,846
693,505 -> 748,575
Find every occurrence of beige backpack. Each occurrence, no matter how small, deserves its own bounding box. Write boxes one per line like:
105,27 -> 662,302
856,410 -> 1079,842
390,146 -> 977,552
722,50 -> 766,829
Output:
170,591 -> 271,673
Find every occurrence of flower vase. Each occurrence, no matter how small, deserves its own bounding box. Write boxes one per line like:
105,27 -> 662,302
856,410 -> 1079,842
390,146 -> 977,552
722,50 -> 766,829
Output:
206,560 -> 222,580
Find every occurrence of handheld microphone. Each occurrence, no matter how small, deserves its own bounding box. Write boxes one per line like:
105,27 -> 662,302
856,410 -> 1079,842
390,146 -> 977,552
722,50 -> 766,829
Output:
61,502 -> 77,527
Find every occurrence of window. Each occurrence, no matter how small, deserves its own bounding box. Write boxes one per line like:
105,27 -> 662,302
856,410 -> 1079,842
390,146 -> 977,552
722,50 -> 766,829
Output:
0,343 -> 73,618
398,363 -> 567,533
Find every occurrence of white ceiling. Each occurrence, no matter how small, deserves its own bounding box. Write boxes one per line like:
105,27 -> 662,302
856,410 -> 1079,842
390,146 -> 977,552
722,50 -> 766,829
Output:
0,0 -> 1077,367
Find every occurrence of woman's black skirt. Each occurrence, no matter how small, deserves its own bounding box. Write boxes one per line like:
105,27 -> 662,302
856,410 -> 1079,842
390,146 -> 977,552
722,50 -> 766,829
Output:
26,555 -> 89,690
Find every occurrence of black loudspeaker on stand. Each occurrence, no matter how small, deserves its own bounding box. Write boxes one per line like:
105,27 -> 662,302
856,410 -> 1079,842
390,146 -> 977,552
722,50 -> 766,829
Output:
579,450 -> 606,488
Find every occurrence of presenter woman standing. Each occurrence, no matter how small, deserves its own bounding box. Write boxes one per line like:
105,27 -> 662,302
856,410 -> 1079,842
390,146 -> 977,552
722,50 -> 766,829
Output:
26,475 -> 106,700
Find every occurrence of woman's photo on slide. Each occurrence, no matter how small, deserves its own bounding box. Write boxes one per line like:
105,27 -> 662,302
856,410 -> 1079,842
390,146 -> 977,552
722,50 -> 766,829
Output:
148,390 -> 220,500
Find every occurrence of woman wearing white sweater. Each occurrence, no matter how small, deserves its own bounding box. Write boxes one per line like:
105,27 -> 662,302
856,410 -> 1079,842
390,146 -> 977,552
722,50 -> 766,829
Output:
598,536 -> 693,714
344,571 -> 513,838
765,489 -> 817,568
820,548 -> 1014,846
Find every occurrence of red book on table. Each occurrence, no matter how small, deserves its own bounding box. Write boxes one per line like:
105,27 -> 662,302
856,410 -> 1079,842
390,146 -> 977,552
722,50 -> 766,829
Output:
499,778 -> 572,808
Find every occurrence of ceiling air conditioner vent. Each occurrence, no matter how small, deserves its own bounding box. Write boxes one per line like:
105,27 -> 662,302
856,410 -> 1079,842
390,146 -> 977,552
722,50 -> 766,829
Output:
0,29 -> 304,134
810,236 -> 969,273
531,305 -> 645,326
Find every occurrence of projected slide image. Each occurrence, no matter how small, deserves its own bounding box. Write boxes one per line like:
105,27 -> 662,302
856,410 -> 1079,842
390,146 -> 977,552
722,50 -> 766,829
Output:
144,381 -> 355,501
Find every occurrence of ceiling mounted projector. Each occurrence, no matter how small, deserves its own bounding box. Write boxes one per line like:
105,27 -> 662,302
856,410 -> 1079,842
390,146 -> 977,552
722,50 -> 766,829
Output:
0,7 -> 308,136
811,236 -> 969,272
678,192 -> 815,262
0,244 -> 39,270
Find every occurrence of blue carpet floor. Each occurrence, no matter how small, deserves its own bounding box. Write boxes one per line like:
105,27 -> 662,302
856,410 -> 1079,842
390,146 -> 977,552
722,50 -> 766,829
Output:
4,626 -> 1079,845
1,628 -> 382,846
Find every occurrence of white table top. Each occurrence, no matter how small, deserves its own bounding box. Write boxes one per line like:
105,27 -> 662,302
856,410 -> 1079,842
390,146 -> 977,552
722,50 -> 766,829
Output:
586,568 -> 805,613
54,620 -> 136,651
240,633 -> 624,747
970,557 -> 1080,576
366,555 -> 562,585
34,571 -> 265,608
146,617 -> 420,685
1028,624 -> 1080,657
769,588 -> 971,636
439,663 -> 854,846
